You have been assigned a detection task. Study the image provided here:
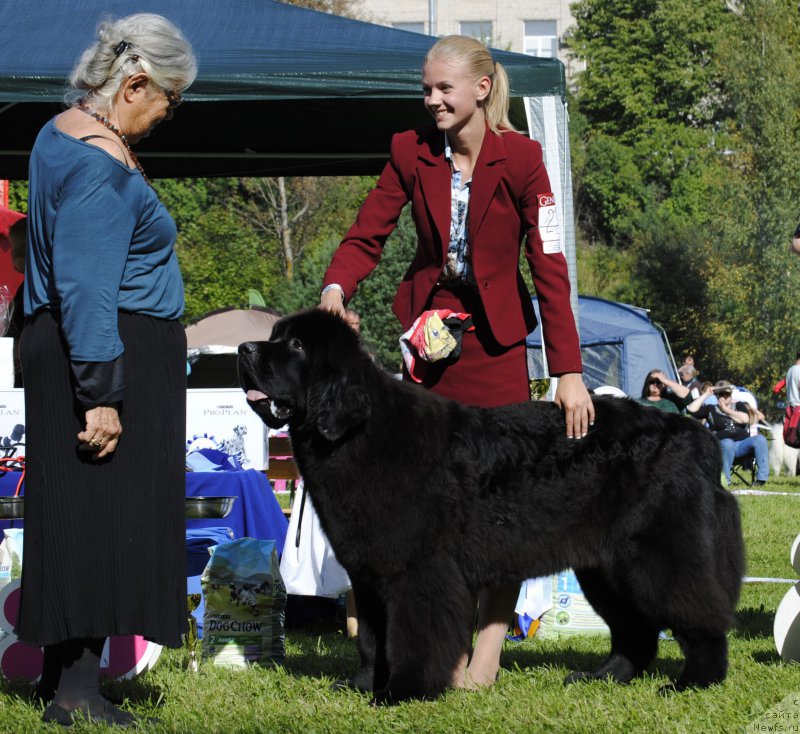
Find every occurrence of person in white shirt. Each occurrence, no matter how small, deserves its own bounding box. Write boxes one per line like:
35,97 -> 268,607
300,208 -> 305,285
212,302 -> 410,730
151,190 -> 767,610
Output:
786,350 -> 800,407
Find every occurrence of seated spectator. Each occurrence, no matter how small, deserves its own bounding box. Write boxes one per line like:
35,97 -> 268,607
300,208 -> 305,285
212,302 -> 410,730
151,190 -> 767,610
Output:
635,369 -> 691,413
729,385 -> 767,436
678,364 -> 702,399
686,380 -> 769,486
698,380 -> 718,406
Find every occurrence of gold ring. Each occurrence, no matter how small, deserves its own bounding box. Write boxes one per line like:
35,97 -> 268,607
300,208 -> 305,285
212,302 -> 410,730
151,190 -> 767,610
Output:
89,439 -> 101,448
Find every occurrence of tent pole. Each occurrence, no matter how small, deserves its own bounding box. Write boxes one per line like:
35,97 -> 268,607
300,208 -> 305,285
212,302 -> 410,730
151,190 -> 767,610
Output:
525,95 -> 577,401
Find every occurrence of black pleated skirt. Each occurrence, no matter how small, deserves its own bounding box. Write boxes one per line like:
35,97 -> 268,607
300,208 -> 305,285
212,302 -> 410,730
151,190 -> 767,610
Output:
16,311 -> 188,648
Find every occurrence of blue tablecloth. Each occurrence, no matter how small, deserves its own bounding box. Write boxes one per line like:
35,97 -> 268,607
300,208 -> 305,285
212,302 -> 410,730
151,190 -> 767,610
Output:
0,470 -> 24,531
0,468 -> 288,552
186,469 -> 287,551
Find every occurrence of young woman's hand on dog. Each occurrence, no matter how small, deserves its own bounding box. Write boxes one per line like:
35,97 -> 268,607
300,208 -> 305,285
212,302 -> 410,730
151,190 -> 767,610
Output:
319,289 -> 346,317
78,405 -> 122,458
554,372 -> 595,439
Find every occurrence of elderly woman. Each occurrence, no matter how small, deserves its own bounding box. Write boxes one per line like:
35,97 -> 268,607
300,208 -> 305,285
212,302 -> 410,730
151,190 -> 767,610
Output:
17,14 -> 196,727
635,369 -> 691,413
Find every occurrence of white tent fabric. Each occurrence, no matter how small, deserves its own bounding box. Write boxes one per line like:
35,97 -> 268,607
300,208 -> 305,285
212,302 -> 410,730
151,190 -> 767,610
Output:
185,308 -> 282,354
525,95 -> 578,387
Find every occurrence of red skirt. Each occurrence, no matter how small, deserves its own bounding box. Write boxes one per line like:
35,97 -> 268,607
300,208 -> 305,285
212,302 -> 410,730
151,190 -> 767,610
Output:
402,284 -> 530,408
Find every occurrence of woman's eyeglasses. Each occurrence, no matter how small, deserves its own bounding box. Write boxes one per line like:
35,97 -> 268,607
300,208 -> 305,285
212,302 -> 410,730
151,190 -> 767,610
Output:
163,88 -> 183,110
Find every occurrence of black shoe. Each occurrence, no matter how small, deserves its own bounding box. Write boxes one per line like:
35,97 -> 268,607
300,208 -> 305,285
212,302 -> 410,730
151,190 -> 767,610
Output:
752,480 -> 767,486
42,700 -> 137,728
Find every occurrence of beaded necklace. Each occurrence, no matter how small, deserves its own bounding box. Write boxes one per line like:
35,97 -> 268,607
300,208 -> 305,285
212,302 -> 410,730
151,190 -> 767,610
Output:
76,103 -> 151,187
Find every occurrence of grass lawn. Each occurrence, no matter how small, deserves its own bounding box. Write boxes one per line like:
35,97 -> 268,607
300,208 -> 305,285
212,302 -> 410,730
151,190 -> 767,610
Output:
2,477 -> 800,732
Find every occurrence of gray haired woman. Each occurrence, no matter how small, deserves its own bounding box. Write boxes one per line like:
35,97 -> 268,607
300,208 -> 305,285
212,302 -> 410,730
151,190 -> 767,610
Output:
17,14 -> 196,727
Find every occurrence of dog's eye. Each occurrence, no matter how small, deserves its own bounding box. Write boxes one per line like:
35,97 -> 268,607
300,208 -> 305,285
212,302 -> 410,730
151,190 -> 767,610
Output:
288,337 -> 305,352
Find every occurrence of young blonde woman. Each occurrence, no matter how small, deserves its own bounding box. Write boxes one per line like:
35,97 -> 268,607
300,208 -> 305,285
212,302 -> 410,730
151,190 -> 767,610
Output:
320,35 -> 593,691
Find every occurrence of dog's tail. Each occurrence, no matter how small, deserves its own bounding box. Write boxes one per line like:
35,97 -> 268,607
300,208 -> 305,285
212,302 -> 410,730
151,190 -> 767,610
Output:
712,487 -> 746,611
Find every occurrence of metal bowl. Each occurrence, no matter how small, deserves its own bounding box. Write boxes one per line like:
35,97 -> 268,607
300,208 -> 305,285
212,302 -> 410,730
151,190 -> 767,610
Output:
0,496 -> 24,519
185,496 -> 236,519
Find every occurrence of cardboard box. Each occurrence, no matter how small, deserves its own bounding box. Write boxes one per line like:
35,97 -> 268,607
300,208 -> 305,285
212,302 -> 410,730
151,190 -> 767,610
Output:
186,388 -> 267,470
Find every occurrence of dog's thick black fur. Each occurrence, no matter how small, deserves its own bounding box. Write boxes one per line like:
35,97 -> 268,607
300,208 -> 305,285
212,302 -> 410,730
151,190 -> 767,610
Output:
238,309 -> 745,702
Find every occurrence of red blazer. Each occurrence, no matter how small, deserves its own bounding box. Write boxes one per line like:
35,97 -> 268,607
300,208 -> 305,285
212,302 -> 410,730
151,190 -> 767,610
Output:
323,124 -> 582,375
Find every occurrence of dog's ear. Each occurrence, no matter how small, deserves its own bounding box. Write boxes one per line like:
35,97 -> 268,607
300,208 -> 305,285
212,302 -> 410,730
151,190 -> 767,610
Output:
316,372 -> 371,441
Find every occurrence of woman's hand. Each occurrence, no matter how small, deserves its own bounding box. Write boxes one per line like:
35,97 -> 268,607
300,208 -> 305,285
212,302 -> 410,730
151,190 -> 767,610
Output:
319,286 -> 346,317
78,405 -> 122,459
554,372 -> 595,439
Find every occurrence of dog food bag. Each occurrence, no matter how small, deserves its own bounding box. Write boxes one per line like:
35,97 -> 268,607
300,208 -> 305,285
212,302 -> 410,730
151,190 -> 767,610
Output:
201,537 -> 286,668
535,570 -> 610,638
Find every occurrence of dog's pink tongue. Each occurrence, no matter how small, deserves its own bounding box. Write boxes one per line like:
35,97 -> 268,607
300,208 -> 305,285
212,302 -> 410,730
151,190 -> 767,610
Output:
246,389 -> 268,402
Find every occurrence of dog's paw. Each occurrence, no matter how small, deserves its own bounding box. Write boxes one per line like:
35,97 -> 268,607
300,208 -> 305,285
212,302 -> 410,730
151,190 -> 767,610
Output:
369,689 -> 396,706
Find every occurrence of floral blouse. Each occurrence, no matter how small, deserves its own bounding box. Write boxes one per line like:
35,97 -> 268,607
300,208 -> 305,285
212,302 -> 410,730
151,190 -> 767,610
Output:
442,134 -> 476,285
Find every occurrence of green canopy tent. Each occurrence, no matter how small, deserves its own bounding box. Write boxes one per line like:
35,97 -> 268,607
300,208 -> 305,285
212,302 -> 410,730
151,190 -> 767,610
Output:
0,0 -> 578,324
0,0 -> 565,179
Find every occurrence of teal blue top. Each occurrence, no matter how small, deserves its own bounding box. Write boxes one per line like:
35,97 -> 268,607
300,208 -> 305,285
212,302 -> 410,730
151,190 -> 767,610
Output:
24,118 -> 184,362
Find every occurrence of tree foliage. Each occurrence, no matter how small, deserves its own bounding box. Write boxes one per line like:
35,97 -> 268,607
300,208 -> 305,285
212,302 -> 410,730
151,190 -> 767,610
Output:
569,0 -> 800,396
238,176 -> 374,280
346,209 -> 417,370
176,204 -> 283,323
271,206 -> 417,371
155,174 -> 373,324
6,181 -> 27,213
570,0 -> 732,245
699,0 -> 800,390
152,178 -> 279,321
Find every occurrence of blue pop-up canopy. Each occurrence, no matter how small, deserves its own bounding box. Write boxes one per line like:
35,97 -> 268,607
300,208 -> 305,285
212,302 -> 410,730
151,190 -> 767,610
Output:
527,295 -> 678,397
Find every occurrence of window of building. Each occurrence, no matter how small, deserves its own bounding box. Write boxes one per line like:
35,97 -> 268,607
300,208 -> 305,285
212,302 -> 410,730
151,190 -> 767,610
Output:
523,20 -> 558,58
459,21 -> 493,46
393,22 -> 425,34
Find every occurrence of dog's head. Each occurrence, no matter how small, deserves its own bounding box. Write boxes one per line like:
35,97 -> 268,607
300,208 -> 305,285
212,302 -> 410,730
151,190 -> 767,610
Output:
238,309 -> 372,441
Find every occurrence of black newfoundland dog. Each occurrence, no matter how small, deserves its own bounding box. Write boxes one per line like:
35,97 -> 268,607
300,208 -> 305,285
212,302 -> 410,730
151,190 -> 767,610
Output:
238,309 -> 744,702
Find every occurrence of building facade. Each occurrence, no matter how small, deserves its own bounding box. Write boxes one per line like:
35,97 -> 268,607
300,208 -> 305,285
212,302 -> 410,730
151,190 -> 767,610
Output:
359,0 -> 583,80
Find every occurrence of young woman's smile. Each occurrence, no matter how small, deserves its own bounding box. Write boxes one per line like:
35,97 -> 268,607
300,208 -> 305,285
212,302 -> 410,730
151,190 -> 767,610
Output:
422,59 -> 488,135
